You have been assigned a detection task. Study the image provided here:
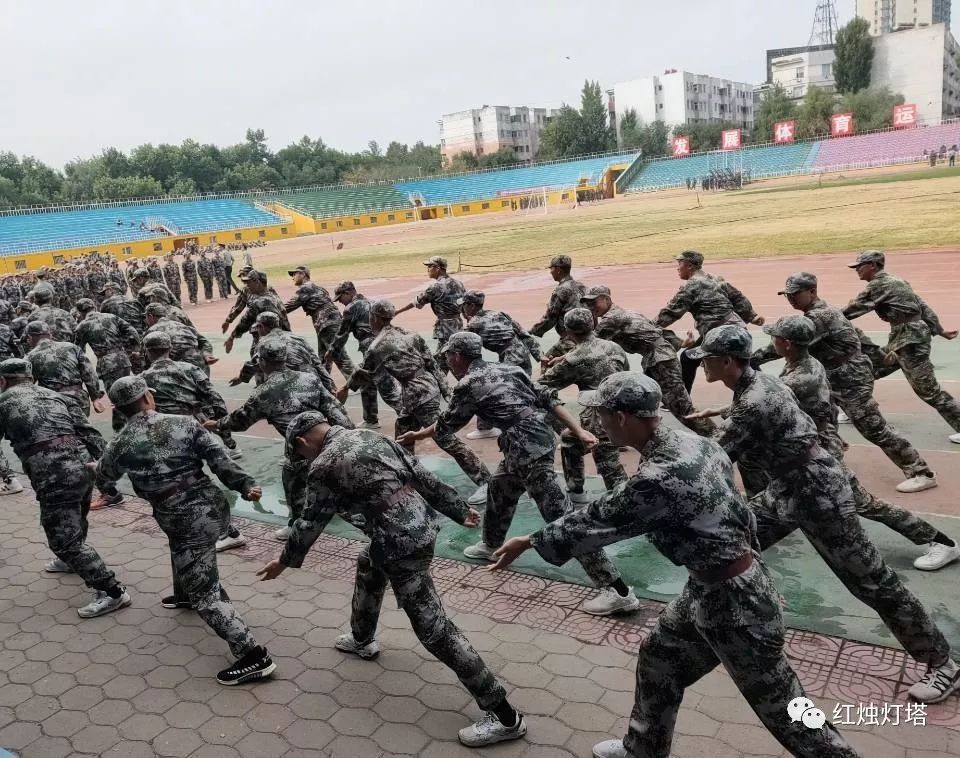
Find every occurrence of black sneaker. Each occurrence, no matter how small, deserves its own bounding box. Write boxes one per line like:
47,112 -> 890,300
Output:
161,595 -> 194,609
216,647 -> 276,686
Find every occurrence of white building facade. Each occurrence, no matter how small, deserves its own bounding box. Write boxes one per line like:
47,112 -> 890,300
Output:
856,0 -> 951,35
770,47 -> 837,100
439,106 -> 558,164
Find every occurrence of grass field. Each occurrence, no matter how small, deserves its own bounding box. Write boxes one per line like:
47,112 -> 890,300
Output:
257,169 -> 960,282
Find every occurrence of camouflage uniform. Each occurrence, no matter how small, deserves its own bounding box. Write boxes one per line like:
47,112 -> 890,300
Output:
281,417 -> 509,712
147,260 -> 164,284
96,405 -> 261,659
413,264 -> 465,372
530,258 -> 586,357
464,305 -> 541,375
238,328 -> 336,393
74,311 -> 139,431
181,255 -> 199,305
843,266 -> 960,435
539,311 -> 629,494
144,315 -> 214,375
86,267 -> 108,303
197,254 -> 215,301
108,266 -> 128,296
0,323 -> 20,360
229,290 -> 290,358
100,293 -> 146,335
26,334 -> 102,417
347,320 -> 490,487
31,302 -> 76,342
163,258 -> 183,303
0,373 -> 124,598
284,278 -> 353,375
435,343 -> 622,588
211,252 -> 229,299
530,372 -> 858,758
702,326 -> 951,668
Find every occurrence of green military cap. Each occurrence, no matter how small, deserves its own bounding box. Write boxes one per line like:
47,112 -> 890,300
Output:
143,331 -> 172,350
31,283 -> 55,297
687,324 -> 753,360
144,303 -> 169,319
287,265 -> 310,277
285,411 -> 329,460
99,282 -> 121,294
548,255 -> 572,269
0,359 -> 32,378
255,311 -> 281,328
334,280 -> 355,297
257,338 -> 288,362
456,290 -> 485,307
579,371 -> 662,417
849,250 -> 885,269
422,256 -> 448,269
242,269 -> 267,283
24,320 -> 50,336
778,272 -> 817,295
763,315 -> 816,345
674,250 -> 704,267
108,375 -> 152,406
369,299 -> 396,319
439,331 -> 482,356
132,268 -> 149,279
564,307 -> 595,334
580,285 -> 611,302
75,298 -> 97,313
15,301 -> 34,312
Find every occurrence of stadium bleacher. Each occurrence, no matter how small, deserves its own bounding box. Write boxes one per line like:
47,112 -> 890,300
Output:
394,153 -> 638,204
811,123 -> 960,170
272,185 -> 412,217
0,199 -> 283,254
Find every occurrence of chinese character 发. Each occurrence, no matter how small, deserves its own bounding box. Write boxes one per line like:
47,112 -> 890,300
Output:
880,703 -> 901,726
906,703 -> 927,726
857,702 -> 880,726
832,703 -> 854,725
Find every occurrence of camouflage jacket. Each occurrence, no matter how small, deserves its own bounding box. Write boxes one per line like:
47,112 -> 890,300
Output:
779,353 -> 842,457
86,269 -> 108,297
96,411 -> 254,502
225,285 -> 279,325
162,262 -> 181,289
32,304 -> 76,342
142,358 -> 227,417
100,295 -> 146,336
415,274 -> 465,322
285,282 -> 341,331
181,259 -> 197,279
211,254 -> 225,275
239,332 -> 335,392
465,308 -> 542,361
74,313 -> 139,377
437,358 -> 561,466
281,426 -> 470,568
597,305 -> 676,370
220,368 -> 353,437
843,271 -> 945,351
0,324 -> 21,361
108,268 -> 128,294
531,275 -> 586,337
539,335 -> 630,392
144,318 -> 214,366
656,270 -> 754,337
197,257 -> 214,279
26,338 -> 102,399
147,264 -> 164,284
136,283 -> 178,308
231,292 -> 291,340
331,294 -> 375,354
349,324 -> 443,413
0,383 -> 105,461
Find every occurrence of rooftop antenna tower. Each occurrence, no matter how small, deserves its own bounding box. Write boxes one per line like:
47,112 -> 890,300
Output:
808,0 -> 840,46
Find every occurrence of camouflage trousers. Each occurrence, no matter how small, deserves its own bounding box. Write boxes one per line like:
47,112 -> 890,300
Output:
477,343 -> 533,432
647,360 -> 716,437
829,365 -> 932,478
200,274 -> 214,301
893,341 -> 960,433
625,561 -> 859,758
484,451 -> 621,588
396,398 -> 491,486
359,370 -> 402,427
99,362 -> 131,433
165,278 -> 182,304
351,544 -> 507,711
185,275 -> 198,305
214,272 -> 229,299
25,447 -> 121,595
282,458 -> 309,527
153,485 -> 258,659
316,323 -> 355,380
560,410 -> 627,493
751,462 -> 950,667
432,317 -> 463,376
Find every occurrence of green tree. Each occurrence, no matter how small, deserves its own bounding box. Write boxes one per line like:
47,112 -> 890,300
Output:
618,109 -> 642,149
477,148 -> 520,168
796,85 -> 836,139
671,121 -> 741,152
834,17 -> 874,94
538,105 -> 584,159
838,87 -> 904,132
637,122 -> 670,158
753,84 -> 799,143
579,80 -> 613,153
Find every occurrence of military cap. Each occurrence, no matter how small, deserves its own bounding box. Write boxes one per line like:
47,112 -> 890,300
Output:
257,338 -> 288,363
287,265 -> 310,277
580,285 -> 611,302
108,375 -> 151,407
24,320 -> 50,336
674,250 -> 704,267
578,371 -> 662,417
369,299 -> 396,319
242,269 -> 267,283
239,264 -> 253,273
439,331 -> 483,357
143,331 -> 172,350
686,324 -> 753,360
548,255 -> 572,269
31,283 -> 55,298
255,311 -> 281,328
144,303 -> 169,318
778,272 -> 818,295
0,359 -> 32,378
763,315 -> 816,345
15,301 -> 33,312
422,256 -> 448,269
334,281 -> 355,296
284,411 -> 329,460
75,298 -> 97,313
457,290 -> 485,307
849,250 -> 885,269
99,281 -> 121,294
564,307 -> 595,334
132,268 -> 149,279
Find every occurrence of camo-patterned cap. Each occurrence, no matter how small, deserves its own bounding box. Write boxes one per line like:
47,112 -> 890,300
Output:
285,410 -> 329,460
674,250 -> 704,267
369,299 -> 396,319
439,331 -> 483,356
255,311 -> 281,328
564,308 -> 595,334
763,315 -> 816,345
778,272 -> 817,295
686,324 -> 753,360
422,256 -> 447,269
580,285 -> 611,302
108,375 -> 151,407
99,281 -> 121,294
257,338 -> 288,363
334,281 -> 355,296
24,320 -> 50,336
132,268 -> 149,279
143,331 -> 172,350
456,290 -> 485,307
74,298 -> 97,313
144,303 -> 169,318
0,359 -> 32,378
548,255 -> 572,269
578,371 -> 662,417
849,250 -> 885,268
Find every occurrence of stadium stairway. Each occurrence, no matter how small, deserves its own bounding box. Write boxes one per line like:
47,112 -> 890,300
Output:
271,184 -> 413,217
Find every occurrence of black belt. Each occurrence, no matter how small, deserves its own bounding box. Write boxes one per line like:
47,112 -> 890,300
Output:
689,551 -> 753,584
20,434 -> 79,457
502,406 -> 537,429
149,473 -> 207,503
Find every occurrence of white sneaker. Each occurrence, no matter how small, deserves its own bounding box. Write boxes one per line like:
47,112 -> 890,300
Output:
44,557 -> 74,573
334,633 -> 380,660
914,542 -> 960,571
227,448 -> 243,460
360,420 -> 381,430
274,526 -> 292,541
458,712 -> 527,747
896,474 -> 938,493
908,658 -> 960,703
569,491 -> 593,505
581,587 -> 641,617
215,532 -> 247,552
467,483 -> 488,506
837,410 -> 852,424
78,589 -> 131,619
0,477 -> 24,495
466,428 -> 500,440
593,739 -> 631,758
949,432 -> 960,444
463,541 -> 496,561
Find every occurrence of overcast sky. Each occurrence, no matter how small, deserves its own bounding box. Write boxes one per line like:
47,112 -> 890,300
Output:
2,0 -> 952,168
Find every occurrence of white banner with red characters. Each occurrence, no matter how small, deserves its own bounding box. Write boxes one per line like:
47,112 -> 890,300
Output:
672,136 -> 691,157
831,113 -> 854,137
721,128 -> 742,150
773,120 -> 796,144
893,104 -> 918,128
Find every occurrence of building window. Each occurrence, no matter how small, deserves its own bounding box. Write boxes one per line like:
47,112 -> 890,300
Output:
122,246 -> 132,255
461,205 -> 470,212
336,220 -> 343,227
442,207 -> 450,216
405,212 -> 414,219
281,227 -> 288,234
152,242 -> 162,252
234,232 -> 242,240
258,230 -> 266,238
562,192 -> 570,200
53,255 -> 66,265
501,200 -> 510,207
369,216 -> 378,223
481,202 -> 490,209
822,63 -> 832,78
796,67 -> 805,79
321,222 -> 328,229
353,218 -> 360,226
209,236 -> 217,243
14,260 -> 26,270
387,214 -> 395,221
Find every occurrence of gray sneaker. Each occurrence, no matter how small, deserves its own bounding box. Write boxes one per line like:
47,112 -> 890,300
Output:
458,712 -> 526,747
463,541 -> 495,561
78,589 -> 132,618
467,483 -> 488,506
44,557 -> 74,573
334,633 -> 380,660
274,525 -> 292,541
581,587 -> 641,617
593,738 -> 630,758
